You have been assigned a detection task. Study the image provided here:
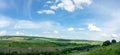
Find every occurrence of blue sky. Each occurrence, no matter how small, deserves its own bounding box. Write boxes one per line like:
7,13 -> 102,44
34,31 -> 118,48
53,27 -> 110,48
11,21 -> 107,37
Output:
0,0 -> 120,41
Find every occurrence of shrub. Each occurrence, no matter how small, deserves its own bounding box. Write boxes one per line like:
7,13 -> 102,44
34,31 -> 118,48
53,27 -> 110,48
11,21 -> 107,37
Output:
102,40 -> 111,46
111,39 -> 116,44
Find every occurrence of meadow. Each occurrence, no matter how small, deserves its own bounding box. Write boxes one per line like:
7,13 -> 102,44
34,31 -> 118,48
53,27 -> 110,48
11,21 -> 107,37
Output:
0,36 -> 102,55
67,40 -> 120,55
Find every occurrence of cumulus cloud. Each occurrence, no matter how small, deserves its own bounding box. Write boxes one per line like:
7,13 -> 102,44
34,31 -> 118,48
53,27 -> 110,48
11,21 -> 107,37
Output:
0,30 -> 7,35
88,24 -> 101,32
67,27 -> 74,31
37,10 -> 55,14
50,0 -> 75,12
73,0 -> 92,9
38,0 -> 92,14
59,0 -> 75,12
51,0 -> 92,12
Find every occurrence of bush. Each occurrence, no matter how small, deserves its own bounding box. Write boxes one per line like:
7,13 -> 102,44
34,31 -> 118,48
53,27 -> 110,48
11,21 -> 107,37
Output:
102,40 -> 111,46
111,39 -> 116,44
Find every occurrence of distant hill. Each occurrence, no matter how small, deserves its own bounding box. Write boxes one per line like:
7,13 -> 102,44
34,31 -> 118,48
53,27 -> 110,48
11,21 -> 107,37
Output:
0,36 -> 102,45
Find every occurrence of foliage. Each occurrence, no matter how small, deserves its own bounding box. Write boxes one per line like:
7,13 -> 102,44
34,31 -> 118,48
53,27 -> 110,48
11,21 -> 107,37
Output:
102,40 -> 111,46
0,36 -> 102,55
86,43 -> 120,55
111,39 -> 116,44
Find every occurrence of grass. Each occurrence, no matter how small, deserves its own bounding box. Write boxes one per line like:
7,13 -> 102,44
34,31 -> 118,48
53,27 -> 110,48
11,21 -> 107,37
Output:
68,43 -> 120,55
67,52 -> 88,55
0,36 -> 102,55
86,43 -> 120,55
0,36 -> 119,55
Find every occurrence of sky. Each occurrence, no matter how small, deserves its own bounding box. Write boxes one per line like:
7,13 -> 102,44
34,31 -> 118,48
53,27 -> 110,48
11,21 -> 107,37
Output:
0,0 -> 120,41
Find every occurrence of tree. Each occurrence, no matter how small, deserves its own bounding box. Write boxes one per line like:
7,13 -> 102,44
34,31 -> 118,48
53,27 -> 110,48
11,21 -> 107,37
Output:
111,39 -> 117,43
102,40 -> 111,46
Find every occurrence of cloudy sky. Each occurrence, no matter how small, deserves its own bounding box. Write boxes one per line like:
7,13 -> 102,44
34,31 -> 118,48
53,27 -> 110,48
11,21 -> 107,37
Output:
0,0 -> 120,41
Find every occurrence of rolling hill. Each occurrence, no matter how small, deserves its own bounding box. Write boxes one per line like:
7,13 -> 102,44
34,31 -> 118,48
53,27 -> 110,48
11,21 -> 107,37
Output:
68,42 -> 120,55
0,36 -> 102,55
84,42 -> 120,55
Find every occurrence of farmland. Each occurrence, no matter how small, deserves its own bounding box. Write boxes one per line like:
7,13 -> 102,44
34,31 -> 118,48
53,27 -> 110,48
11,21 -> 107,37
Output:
0,36 -> 102,55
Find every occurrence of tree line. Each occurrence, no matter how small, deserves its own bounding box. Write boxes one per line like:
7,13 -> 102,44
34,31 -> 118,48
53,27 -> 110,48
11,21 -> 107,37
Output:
102,39 -> 117,46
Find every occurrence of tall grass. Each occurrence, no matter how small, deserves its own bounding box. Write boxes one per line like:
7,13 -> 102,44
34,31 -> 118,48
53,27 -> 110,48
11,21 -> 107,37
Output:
85,43 -> 120,55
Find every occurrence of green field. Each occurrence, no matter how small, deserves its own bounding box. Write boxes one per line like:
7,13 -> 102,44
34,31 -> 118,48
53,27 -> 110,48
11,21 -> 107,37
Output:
67,41 -> 120,55
0,36 -> 119,55
0,36 -> 102,55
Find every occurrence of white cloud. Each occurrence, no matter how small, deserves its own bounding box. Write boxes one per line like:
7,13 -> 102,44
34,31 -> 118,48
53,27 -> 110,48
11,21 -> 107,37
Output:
60,0 -> 75,12
37,10 -> 55,14
14,20 -> 39,29
50,5 -> 58,10
38,0 -> 92,14
50,0 -> 75,12
46,1 -> 52,4
49,0 -> 92,12
0,30 -> 7,35
43,31 -> 51,34
102,13 -> 120,33
78,28 -> 85,30
67,27 -> 74,31
34,34 -> 40,36
88,24 -> 101,32
73,0 -> 92,9
111,33 -> 119,38
101,33 -> 108,37
15,31 -> 24,35
0,15 -> 59,30
43,30 -> 59,34
54,30 -> 59,34
14,20 -> 60,30
0,15 -> 11,28
30,34 -> 40,36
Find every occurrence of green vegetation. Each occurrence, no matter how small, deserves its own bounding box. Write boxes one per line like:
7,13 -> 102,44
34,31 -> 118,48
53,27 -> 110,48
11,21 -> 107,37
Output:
0,36 -> 119,55
111,39 -> 117,44
0,36 -> 102,55
68,39 -> 120,55
102,40 -> 111,46
85,42 -> 120,55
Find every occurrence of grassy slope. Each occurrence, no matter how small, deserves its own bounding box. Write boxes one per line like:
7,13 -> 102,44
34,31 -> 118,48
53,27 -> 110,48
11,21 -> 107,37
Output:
0,36 -> 102,44
0,36 -> 102,54
86,43 -> 120,55
68,43 -> 120,55
0,36 -> 102,48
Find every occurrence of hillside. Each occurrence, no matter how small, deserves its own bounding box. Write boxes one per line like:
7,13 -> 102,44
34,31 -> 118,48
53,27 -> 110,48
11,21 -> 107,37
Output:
0,36 -> 102,45
85,42 -> 120,55
68,42 -> 120,55
0,36 -> 102,55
